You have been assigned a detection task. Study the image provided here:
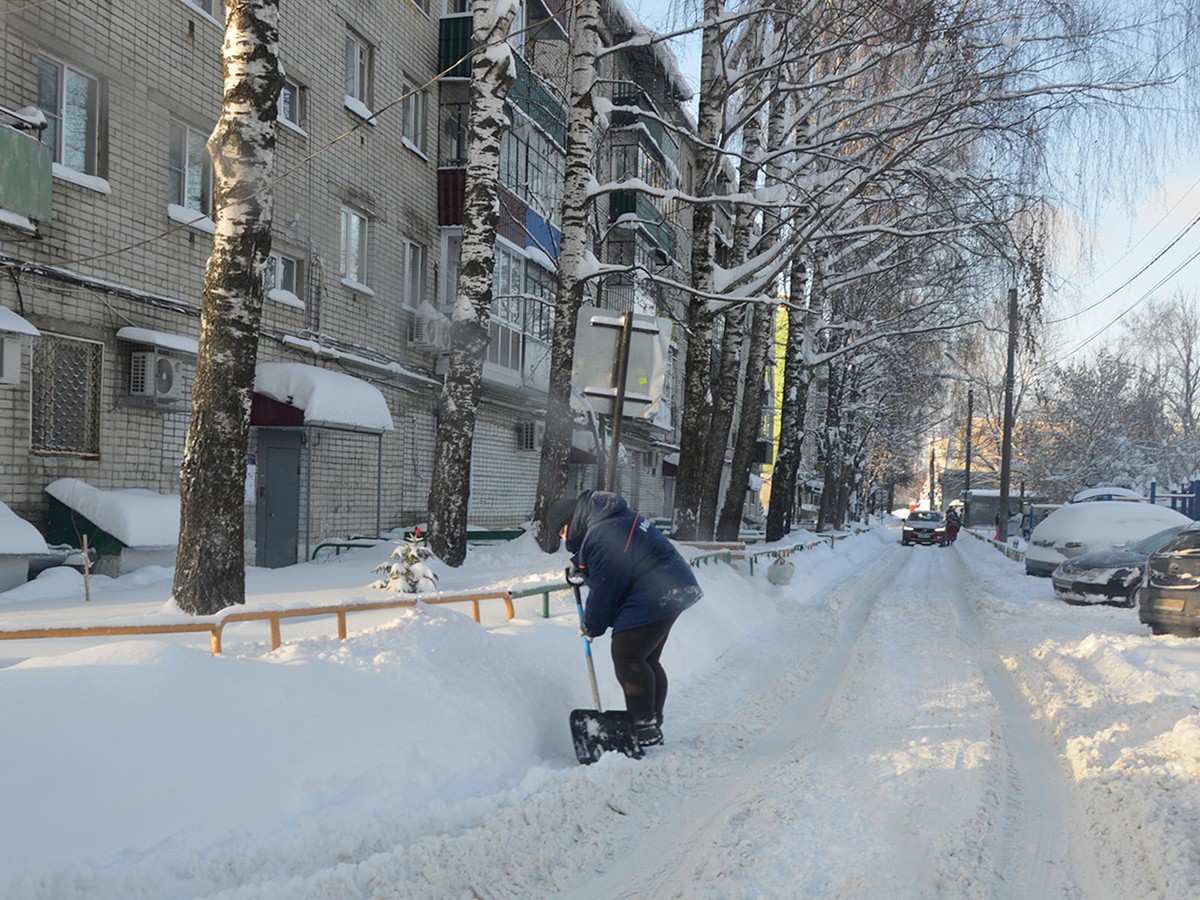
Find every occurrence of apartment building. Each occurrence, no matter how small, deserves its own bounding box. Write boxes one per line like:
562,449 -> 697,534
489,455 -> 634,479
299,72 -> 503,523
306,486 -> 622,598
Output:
0,0 -> 698,573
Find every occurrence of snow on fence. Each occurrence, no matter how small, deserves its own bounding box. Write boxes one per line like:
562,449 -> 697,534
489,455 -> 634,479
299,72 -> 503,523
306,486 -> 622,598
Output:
964,528 -> 1025,562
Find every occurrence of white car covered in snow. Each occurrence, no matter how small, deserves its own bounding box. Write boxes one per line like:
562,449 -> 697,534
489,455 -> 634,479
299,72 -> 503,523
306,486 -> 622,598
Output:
1022,501 -> 1190,578
1024,500 -> 1192,577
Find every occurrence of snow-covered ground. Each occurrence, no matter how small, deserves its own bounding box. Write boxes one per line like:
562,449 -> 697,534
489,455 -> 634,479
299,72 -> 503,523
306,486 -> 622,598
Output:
1,522 -> 1198,898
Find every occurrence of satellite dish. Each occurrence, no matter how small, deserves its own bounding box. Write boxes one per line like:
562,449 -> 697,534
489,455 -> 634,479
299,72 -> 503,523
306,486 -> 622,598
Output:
155,356 -> 176,394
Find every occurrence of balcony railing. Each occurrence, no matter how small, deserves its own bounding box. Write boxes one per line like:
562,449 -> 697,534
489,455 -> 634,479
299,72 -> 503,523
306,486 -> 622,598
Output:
611,88 -> 678,168
0,122 -> 52,222
609,190 -> 676,257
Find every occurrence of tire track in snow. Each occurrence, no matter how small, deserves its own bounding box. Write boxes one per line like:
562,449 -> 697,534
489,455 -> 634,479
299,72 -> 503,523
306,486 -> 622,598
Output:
945,547 -> 1110,900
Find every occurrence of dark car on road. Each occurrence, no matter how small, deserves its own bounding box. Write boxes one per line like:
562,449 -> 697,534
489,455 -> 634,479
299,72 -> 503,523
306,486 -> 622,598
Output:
902,510 -> 948,546
1139,526 -> 1200,636
1051,525 -> 1188,607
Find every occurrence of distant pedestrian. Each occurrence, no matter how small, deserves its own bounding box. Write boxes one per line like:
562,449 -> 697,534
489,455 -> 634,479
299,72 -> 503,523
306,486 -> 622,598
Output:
546,490 -> 702,749
944,507 -> 960,543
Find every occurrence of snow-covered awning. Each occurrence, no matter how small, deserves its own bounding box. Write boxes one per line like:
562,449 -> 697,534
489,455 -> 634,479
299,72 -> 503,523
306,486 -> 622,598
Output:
115,326 -> 199,355
254,362 -> 394,434
0,305 -> 40,337
45,479 -> 179,549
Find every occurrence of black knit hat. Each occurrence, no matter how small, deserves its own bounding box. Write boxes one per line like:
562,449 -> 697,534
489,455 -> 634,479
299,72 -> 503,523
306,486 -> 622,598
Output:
546,497 -> 578,542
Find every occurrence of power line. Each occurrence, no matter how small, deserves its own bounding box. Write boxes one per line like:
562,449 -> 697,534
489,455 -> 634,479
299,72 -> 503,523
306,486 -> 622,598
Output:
1045,207 -> 1200,325
1062,242 -> 1200,356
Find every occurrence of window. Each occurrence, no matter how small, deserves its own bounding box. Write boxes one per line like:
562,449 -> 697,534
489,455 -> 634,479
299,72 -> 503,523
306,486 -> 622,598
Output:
403,239 -> 427,308
185,0 -> 222,15
36,56 -> 99,175
441,232 -> 461,309
525,262 -> 556,341
344,31 -> 371,106
267,250 -> 301,293
401,81 -> 426,152
488,244 -> 525,372
168,122 -> 212,215
278,77 -> 304,129
31,334 -> 103,457
339,208 -> 369,286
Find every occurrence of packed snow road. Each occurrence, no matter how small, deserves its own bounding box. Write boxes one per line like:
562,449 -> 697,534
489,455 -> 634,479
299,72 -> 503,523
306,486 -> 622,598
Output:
250,532 -> 1137,899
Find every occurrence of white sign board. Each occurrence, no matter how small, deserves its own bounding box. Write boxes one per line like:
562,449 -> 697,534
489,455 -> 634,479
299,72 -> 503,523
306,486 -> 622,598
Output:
571,306 -> 671,420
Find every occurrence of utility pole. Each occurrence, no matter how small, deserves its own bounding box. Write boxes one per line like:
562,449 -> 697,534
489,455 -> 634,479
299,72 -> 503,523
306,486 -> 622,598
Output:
928,447 -> 936,509
997,287 -> 1018,543
964,388 -> 973,527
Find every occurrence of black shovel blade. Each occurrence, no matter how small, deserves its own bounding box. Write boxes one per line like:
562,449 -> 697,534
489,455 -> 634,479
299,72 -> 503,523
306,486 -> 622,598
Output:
570,709 -> 643,764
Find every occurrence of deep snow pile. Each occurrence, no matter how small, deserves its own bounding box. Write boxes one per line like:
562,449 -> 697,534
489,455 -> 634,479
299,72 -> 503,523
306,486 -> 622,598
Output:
1,525 -> 1199,898
0,531 -> 804,898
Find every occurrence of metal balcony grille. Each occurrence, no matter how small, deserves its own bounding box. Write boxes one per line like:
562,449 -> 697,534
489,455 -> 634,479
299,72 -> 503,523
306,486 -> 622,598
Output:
31,333 -> 103,456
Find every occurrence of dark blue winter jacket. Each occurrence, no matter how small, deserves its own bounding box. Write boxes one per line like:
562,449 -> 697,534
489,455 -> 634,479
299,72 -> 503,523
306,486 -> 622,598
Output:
565,491 -> 702,637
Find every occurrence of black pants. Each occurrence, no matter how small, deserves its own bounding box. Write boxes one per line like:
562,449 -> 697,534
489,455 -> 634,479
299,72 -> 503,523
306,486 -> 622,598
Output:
611,615 -> 678,721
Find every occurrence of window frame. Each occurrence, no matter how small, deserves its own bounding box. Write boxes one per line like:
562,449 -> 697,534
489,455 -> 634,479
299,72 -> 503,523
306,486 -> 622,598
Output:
339,207 -> 370,289
167,121 -> 213,216
266,248 -> 303,303
344,31 -> 372,106
400,80 -> 426,154
278,75 -> 305,131
402,238 -> 427,309
36,54 -> 100,176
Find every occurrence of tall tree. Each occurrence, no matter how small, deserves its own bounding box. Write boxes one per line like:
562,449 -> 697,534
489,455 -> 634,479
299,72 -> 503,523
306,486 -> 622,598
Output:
531,0 -> 600,551
672,0 -> 729,540
173,0 -> 283,616
427,0 -> 518,566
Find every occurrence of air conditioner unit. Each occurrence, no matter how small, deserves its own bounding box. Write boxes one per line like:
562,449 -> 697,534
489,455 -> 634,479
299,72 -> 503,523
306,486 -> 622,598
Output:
515,421 -> 544,451
408,315 -> 448,350
130,352 -> 186,401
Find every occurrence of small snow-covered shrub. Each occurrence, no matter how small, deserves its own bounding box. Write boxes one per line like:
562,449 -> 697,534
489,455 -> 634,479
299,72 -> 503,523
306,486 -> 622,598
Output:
373,532 -> 438,593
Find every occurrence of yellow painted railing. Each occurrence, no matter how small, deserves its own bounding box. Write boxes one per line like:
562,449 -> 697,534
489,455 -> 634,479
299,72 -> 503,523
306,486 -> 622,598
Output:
0,589 -> 516,656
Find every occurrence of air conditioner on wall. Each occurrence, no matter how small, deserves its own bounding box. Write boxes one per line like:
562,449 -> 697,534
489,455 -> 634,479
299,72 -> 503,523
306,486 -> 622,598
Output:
130,352 -> 186,401
515,421 -> 544,451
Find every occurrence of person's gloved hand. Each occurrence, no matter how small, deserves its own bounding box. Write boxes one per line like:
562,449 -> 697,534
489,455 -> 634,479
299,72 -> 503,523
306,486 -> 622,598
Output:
565,564 -> 586,585
578,628 -> 592,642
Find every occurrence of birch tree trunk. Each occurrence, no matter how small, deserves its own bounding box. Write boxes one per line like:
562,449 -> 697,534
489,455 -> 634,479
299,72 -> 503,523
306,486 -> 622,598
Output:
672,0 -> 725,540
173,0 -> 282,616
427,0 -> 517,566
718,69 -> 778,541
698,307 -> 746,538
765,263 -> 810,542
533,0 -> 599,551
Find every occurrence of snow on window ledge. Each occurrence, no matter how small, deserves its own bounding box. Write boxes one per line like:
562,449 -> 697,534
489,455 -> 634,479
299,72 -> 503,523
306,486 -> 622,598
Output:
343,96 -> 377,125
278,118 -> 307,138
52,163 -> 112,195
401,138 -> 429,161
268,288 -> 305,309
340,277 -> 374,297
0,208 -> 37,234
167,204 -> 216,234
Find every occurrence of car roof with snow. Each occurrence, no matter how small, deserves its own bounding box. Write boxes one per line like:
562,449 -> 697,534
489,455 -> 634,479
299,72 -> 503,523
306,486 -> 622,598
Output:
1031,500 -> 1191,546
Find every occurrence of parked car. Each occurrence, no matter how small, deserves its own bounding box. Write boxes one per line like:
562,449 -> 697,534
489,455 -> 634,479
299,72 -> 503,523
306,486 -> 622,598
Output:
901,510 -> 948,546
1051,524 -> 1188,606
1139,526 -> 1200,636
1024,501 -> 1191,577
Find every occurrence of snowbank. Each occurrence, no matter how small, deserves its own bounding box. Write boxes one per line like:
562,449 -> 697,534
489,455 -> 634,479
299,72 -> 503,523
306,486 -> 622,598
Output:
0,501 -> 47,555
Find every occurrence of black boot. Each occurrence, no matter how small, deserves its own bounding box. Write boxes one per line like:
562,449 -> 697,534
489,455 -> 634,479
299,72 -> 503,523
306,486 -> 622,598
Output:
633,716 -> 663,747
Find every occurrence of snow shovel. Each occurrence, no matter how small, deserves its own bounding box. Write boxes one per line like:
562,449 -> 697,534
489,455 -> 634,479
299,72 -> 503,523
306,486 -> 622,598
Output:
566,567 -> 642,764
